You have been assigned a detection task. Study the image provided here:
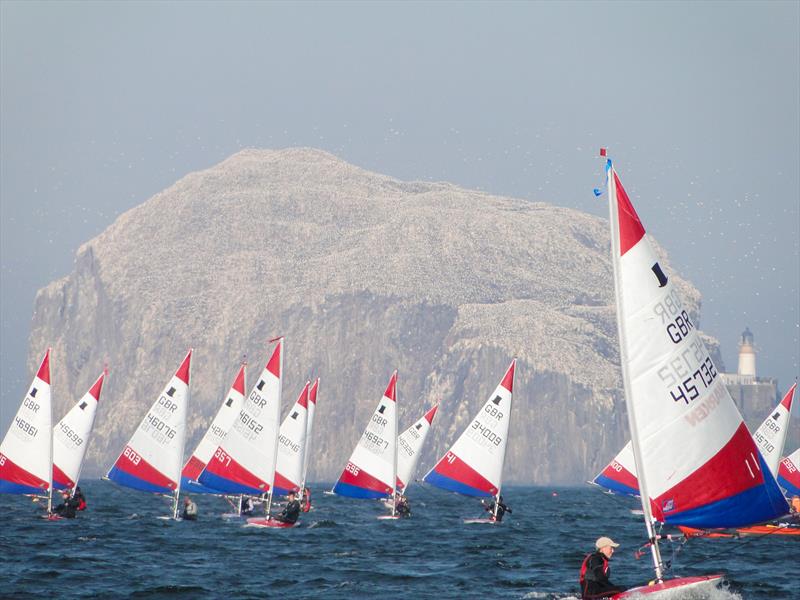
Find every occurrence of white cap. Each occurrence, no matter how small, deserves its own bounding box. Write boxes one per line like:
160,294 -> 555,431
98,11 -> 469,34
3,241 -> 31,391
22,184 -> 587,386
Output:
595,536 -> 620,549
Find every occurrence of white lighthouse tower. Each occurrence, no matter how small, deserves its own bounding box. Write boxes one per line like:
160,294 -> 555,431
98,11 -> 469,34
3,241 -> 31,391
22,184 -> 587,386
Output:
737,327 -> 756,382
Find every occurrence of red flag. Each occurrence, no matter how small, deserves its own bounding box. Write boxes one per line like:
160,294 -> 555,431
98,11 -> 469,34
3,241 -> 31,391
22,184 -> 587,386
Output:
600,148 -> 607,157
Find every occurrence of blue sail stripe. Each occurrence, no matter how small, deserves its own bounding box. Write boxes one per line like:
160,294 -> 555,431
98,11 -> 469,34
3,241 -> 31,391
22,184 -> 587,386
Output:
423,470 -> 493,498
593,473 -> 639,498
107,466 -> 172,494
332,480 -> 390,499
196,470 -> 265,496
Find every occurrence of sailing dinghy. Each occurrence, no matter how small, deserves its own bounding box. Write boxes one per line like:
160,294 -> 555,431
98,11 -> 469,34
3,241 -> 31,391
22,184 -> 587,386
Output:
397,404 -> 438,495
332,371 -> 400,519
194,338 -> 290,528
273,381 -> 310,495
106,349 -> 192,520
598,151 -> 788,598
53,369 -> 106,491
299,377 -> 319,511
0,349 -> 54,514
181,362 -> 247,495
778,447 -> 800,496
423,360 -> 515,524
593,383 -> 797,497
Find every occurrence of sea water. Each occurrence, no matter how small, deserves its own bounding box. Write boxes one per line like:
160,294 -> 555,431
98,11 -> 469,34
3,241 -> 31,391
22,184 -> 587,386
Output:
1,482 -> 793,599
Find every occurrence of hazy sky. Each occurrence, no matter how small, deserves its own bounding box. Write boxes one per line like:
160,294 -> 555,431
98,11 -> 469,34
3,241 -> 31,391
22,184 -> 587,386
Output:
1,1 -> 798,427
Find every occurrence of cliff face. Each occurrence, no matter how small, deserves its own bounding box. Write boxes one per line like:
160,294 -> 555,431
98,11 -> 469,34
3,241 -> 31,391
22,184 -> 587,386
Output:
27,148 -> 716,484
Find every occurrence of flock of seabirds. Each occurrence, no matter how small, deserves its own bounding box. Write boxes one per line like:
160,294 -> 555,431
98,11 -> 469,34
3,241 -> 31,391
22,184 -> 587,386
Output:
3,152 -> 800,600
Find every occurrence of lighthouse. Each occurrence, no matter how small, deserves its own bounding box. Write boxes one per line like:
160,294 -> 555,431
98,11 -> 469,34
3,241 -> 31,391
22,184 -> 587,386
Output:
737,327 -> 756,380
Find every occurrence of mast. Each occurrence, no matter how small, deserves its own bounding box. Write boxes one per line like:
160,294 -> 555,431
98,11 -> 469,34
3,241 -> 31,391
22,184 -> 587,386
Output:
391,371 -> 398,517
300,377 -> 319,495
266,337 -> 284,518
47,359 -> 53,515
606,158 -> 664,580
172,348 -> 192,520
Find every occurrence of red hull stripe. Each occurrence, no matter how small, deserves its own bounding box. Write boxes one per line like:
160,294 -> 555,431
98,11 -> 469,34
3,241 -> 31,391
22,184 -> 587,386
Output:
266,341 -> 281,378
652,423 -> 763,521
500,360 -> 515,393
36,349 -> 51,385
88,371 -> 105,401
233,365 -> 246,395
113,447 -> 177,490
181,455 -> 206,480
614,171 -> 646,256
336,464 -> 392,495
203,450 -> 270,491
0,454 -> 49,490
175,350 -> 192,385
52,463 -> 75,489
431,453 -> 497,495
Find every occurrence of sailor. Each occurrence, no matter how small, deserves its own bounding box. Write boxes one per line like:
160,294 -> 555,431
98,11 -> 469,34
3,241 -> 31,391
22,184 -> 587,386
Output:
241,496 -> 255,516
790,495 -> 800,515
53,490 -> 80,519
301,487 -> 312,512
395,494 -> 411,518
274,491 -> 301,524
579,537 -> 627,599
482,495 -> 512,522
182,496 -> 198,521
73,486 -> 87,511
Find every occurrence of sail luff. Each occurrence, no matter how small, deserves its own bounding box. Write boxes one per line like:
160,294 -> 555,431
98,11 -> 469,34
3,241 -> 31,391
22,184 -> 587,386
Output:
607,161 -> 664,580
266,338 -> 284,517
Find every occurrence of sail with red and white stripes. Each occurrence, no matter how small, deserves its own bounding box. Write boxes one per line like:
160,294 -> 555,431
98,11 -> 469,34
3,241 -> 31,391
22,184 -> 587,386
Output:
397,404 -> 438,494
593,383 -> 797,497
52,370 -> 106,490
332,371 -> 398,499
423,361 -> 515,498
778,448 -> 800,496
273,382 -> 310,495
753,384 -> 796,478
0,349 -> 53,495
107,350 -> 191,494
181,363 -> 246,494
605,157 -> 787,528
198,339 -> 283,495
300,378 -> 319,490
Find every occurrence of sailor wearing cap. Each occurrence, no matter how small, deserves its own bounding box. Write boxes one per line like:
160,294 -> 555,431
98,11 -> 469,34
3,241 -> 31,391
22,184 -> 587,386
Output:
579,536 -> 626,599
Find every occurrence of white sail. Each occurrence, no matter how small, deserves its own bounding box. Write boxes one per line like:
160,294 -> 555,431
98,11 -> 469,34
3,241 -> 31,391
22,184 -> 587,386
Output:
0,349 -> 53,496
181,363 -> 246,493
752,384 -> 796,478
106,350 -> 191,495
274,382 -> 310,494
397,404 -> 438,493
52,369 -> 106,490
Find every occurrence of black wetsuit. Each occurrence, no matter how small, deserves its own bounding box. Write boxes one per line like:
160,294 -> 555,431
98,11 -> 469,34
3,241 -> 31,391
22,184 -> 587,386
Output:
580,551 -> 626,599
395,499 -> 411,517
275,499 -> 301,524
486,499 -> 511,522
54,496 -> 80,519
182,501 -> 198,521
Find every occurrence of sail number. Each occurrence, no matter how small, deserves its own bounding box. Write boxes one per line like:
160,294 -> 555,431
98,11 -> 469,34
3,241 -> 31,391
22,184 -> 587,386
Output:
469,420 -> 502,446
279,434 -> 300,453
213,448 -> 232,467
345,462 -> 360,476
753,431 -> 776,455
234,410 -> 263,440
14,416 -> 38,437
363,430 -> 389,450
144,413 -> 177,443
23,397 -> 41,413
57,422 -> 83,447
666,357 -> 718,404
399,436 -> 415,457
123,446 -> 142,465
